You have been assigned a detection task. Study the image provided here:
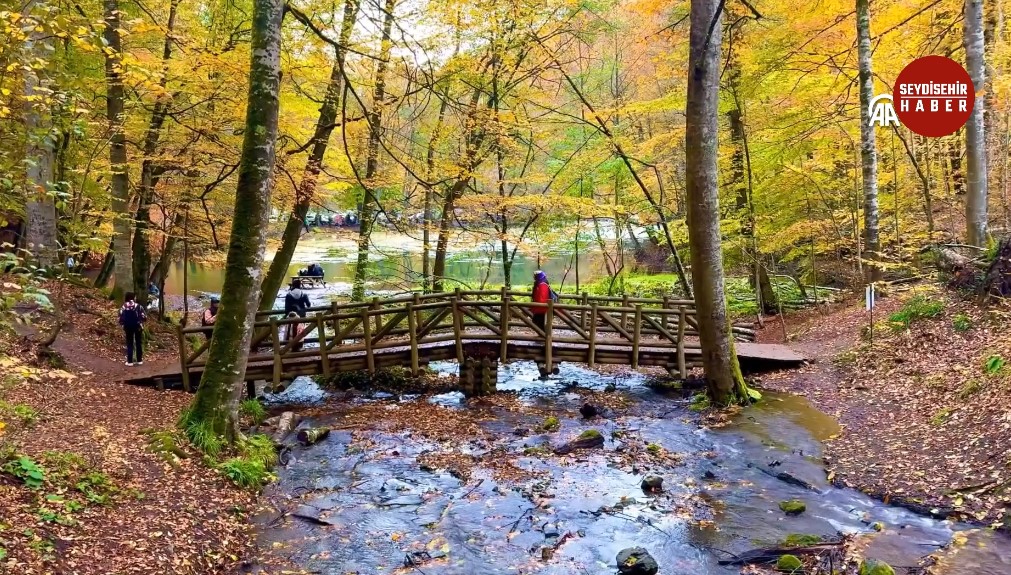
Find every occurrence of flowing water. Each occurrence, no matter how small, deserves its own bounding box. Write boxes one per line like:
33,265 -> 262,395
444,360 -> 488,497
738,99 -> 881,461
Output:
254,364 -> 1011,574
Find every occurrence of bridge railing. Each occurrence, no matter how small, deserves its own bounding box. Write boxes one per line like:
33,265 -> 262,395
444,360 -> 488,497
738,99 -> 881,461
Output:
176,289 -> 755,390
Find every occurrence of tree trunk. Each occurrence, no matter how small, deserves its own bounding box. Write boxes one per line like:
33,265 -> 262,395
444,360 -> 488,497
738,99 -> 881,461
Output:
183,0 -> 284,444
352,0 -> 396,301
259,0 -> 359,310
856,0 -> 880,278
964,0 -> 988,247
685,0 -> 747,405
432,180 -> 465,292
103,0 -> 133,299
23,0 -> 59,269
132,0 -> 179,305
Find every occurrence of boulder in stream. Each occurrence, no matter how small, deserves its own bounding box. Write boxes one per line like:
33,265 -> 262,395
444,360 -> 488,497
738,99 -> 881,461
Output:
641,475 -> 664,493
779,499 -> 807,516
776,554 -> 802,571
553,429 -> 604,455
579,403 -> 599,418
858,559 -> 895,575
616,547 -> 659,575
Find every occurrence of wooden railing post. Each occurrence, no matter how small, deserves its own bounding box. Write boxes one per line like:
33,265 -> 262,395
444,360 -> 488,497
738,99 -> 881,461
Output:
588,302 -> 597,368
677,305 -> 687,378
452,297 -> 465,364
544,298 -> 554,373
316,313 -> 331,379
500,291 -> 509,362
330,301 -> 340,348
621,294 -> 629,330
176,326 -> 191,393
632,304 -> 642,369
362,307 -> 374,373
581,292 -> 589,330
270,317 -> 282,388
371,297 -> 380,334
407,302 -> 419,376
662,295 -> 671,332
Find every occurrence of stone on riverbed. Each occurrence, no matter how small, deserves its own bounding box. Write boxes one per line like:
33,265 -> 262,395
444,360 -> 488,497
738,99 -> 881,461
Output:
776,554 -> 802,571
579,403 -> 599,418
641,475 -> 664,493
553,429 -> 604,455
859,559 -> 895,575
779,499 -> 807,515
616,547 -> 659,575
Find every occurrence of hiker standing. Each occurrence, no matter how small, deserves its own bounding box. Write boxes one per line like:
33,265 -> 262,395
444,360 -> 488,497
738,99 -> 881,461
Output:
284,280 -> 312,349
201,296 -> 219,339
531,270 -> 559,378
118,292 -> 147,366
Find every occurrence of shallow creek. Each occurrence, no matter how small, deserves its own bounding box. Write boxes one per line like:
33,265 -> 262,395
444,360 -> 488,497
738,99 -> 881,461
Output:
255,363 -> 1010,574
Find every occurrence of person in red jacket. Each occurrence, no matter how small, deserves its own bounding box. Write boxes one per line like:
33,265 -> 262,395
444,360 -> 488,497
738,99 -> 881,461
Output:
531,270 -> 552,333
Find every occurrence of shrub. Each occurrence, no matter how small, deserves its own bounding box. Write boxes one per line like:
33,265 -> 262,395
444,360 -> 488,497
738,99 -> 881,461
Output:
984,354 -> 1006,376
3,456 -> 46,489
887,295 -> 944,331
689,393 -> 711,412
239,434 -> 277,468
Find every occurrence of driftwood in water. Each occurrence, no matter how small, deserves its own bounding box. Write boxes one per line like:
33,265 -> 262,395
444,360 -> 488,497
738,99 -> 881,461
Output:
717,542 -> 842,565
271,411 -> 297,443
296,427 -> 330,446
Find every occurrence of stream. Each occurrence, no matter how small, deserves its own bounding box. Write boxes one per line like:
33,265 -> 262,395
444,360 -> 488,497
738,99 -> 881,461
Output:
253,364 -> 1011,574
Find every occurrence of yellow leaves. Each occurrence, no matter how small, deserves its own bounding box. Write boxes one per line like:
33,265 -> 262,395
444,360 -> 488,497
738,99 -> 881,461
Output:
0,420 -> 6,434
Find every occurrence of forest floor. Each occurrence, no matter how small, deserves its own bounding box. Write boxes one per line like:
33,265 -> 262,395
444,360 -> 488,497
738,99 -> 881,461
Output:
0,285 -> 256,575
758,283 -> 1011,526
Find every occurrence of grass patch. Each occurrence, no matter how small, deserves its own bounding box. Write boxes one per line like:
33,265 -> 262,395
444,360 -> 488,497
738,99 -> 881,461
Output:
957,379 -> 983,399
239,399 -> 267,425
646,443 -> 663,455
177,411 -> 224,457
887,295 -> 944,332
239,434 -> 277,468
952,313 -> 972,333
689,393 -> 711,412
218,458 -> 272,489
984,354 -> 1006,376
930,408 -> 952,426
540,416 -> 560,431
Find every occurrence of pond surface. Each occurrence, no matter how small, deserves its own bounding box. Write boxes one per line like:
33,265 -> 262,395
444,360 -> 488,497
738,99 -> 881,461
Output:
254,364 -> 1011,574
165,232 -> 610,302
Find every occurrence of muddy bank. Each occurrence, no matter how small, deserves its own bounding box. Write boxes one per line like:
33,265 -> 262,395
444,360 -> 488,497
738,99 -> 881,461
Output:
252,362 -> 1011,574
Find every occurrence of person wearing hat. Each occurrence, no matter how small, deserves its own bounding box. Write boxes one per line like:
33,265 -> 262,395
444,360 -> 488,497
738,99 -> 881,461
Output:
201,296 -> 220,338
531,270 -> 552,333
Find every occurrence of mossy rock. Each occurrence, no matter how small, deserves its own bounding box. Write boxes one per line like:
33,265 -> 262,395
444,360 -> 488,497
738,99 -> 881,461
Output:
779,499 -> 807,515
859,559 -> 896,575
782,533 -> 822,546
541,416 -> 560,431
577,429 -> 602,440
776,554 -> 803,572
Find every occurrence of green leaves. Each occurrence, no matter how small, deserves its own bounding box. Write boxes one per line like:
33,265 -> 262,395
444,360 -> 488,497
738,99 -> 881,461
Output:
4,455 -> 46,489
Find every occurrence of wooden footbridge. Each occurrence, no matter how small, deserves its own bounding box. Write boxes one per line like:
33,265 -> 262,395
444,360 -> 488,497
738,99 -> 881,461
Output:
140,289 -> 803,395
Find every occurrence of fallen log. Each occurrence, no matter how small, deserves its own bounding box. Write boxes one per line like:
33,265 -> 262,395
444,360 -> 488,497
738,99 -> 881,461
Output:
271,411 -> 297,443
296,427 -> 330,446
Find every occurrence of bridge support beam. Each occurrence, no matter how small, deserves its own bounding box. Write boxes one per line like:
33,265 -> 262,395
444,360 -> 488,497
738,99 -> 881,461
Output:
459,355 -> 498,397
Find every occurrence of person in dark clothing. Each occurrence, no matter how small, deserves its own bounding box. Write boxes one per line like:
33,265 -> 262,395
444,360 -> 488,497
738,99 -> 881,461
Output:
118,291 -> 147,366
201,296 -> 219,339
284,280 -> 311,317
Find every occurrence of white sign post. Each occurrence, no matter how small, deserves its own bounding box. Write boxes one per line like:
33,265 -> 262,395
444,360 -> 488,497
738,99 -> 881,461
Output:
866,283 -> 876,343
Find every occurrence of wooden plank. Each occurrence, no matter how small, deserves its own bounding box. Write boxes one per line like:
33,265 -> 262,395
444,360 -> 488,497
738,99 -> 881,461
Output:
631,305 -> 641,369
499,295 -> 509,362
588,303 -> 597,368
452,299 -> 464,364
176,326 -> 192,393
270,318 -> 282,387
362,308 -> 374,373
596,308 -> 634,341
317,314 -> 330,379
677,306 -> 687,378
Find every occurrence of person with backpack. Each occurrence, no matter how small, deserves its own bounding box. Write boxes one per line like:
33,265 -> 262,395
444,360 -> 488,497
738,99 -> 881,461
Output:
201,296 -> 219,339
118,292 -> 147,366
284,280 -> 312,350
531,270 -> 558,333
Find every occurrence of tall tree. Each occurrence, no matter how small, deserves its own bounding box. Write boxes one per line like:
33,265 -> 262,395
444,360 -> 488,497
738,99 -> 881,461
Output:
856,0 -> 879,278
260,0 -> 360,310
685,0 -> 748,404
102,0 -> 134,298
22,0 -> 59,268
964,0 -> 988,247
183,0 -> 284,443
352,0 -> 396,301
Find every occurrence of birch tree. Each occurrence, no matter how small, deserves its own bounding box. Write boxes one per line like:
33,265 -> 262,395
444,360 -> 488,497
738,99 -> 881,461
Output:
964,0 -> 988,247
856,0 -> 880,277
182,0 -> 284,444
685,0 -> 748,405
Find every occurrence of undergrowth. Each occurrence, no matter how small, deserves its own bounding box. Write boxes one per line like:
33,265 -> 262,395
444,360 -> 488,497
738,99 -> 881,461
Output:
887,294 -> 944,331
239,399 -> 267,425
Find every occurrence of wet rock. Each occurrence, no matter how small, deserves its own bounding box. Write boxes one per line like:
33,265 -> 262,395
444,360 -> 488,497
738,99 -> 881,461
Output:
776,554 -> 802,571
779,499 -> 807,516
553,429 -> 604,455
513,427 -> 531,436
858,559 -> 895,575
641,475 -> 664,493
616,547 -> 659,575
579,403 -> 599,418
703,470 -> 717,481
604,383 -> 617,392
542,523 -> 561,538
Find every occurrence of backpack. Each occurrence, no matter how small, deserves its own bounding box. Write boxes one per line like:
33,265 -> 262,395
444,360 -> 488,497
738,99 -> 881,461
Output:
548,288 -> 559,303
120,302 -> 146,327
